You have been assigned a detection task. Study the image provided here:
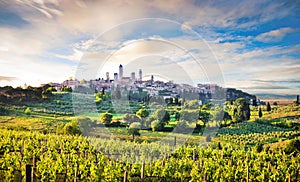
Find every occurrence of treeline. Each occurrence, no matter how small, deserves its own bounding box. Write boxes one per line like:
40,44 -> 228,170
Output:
0,85 -> 74,104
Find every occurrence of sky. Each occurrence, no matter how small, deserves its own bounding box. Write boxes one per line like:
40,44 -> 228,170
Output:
0,0 -> 299,95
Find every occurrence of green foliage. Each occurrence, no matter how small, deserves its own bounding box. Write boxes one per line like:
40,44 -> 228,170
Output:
100,112 -> 113,124
123,114 -> 141,126
24,107 -> 31,115
174,111 -> 180,121
218,122 -> 299,146
267,102 -> 271,112
47,86 -> 57,92
42,89 -> 53,99
183,100 -> 199,109
233,98 -> 250,122
211,105 -> 224,122
62,120 -> 81,135
199,110 -> 210,123
173,120 -> 189,133
258,107 -> 263,118
205,134 -> 211,142
201,102 -> 212,110
255,143 -> 264,153
60,86 -> 73,92
136,108 -> 149,118
0,129 -> 299,181
151,120 -> 164,131
0,106 -> 8,115
144,116 -> 155,128
128,122 -> 141,140
154,108 -> 170,124
179,110 -> 198,124
285,139 -> 300,154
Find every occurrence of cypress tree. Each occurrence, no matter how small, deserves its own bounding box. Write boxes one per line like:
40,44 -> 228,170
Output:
266,102 -> 271,112
258,107 -> 262,118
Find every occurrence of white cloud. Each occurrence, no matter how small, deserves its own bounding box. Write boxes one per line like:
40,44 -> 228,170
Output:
0,0 -> 298,95
256,28 -> 296,42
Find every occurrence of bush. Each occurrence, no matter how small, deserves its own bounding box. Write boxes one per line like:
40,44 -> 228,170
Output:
151,120 -> 164,131
63,120 -> 82,135
174,120 -> 190,133
205,135 -> 212,142
100,112 -> 113,124
255,143 -> 264,153
128,122 -> 141,140
285,139 -> 300,154
24,107 -> 31,115
0,106 -> 8,116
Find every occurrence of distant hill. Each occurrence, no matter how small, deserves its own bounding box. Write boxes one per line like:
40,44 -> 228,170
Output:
256,93 -> 297,100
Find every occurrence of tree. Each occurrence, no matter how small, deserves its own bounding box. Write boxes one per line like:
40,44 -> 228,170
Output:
258,107 -> 263,118
233,98 -> 250,122
154,108 -> 170,124
174,120 -> 189,133
296,95 -> 299,105
24,107 -> 31,115
128,122 -> 141,140
63,120 -> 82,135
42,89 -> 53,99
211,105 -> 223,122
252,98 -> 257,106
285,139 -> 300,154
60,86 -> 72,92
136,108 -> 149,118
199,110 -> 210,123
266,102 -> 271,112
174,111 -> 180,121
223,111 -> 232,121
100,112 -> 113,124
123,114 -> 141,126
151,120 -> 164,131
183,100 -> 199,109
179,110 -> 198,124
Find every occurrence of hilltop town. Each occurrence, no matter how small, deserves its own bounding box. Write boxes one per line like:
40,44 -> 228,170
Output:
49,64 -> 258,106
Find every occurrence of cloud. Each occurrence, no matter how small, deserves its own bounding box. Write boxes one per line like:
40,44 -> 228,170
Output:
0,76 -> 17,81
251,79 -> 300,84
256,27 -> 296,42
0,0 -> 298,95
239,85 -> 290,90
55,49 -> 83,62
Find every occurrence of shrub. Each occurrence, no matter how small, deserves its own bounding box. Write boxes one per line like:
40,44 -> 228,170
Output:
285,139 -> 300,154
24,107 -> 31,115
151,120 -> 164,131
63,120 -> 82,135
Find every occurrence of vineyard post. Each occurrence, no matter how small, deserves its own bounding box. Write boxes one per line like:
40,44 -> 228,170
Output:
246,165 -> 249,182
193,149 -> 196,161
32,156 -> 36,182
123,170 -> 128,182
141,161 -> 145,182
25,164 -> 32,182
74,169 -> 77,182
174,136 -> 176,146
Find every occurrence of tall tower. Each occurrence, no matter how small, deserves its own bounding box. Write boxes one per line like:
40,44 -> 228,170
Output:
114,73 -> 118,85
106,72 -> 110,82
119,64 -> 123,80
151,75 -> 154,84
139,69 -> 142,82
131,72 -> 136,83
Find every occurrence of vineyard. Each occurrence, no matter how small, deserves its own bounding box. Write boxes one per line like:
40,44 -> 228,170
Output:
217,122 -> 300,146
0,129 -> 299,181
